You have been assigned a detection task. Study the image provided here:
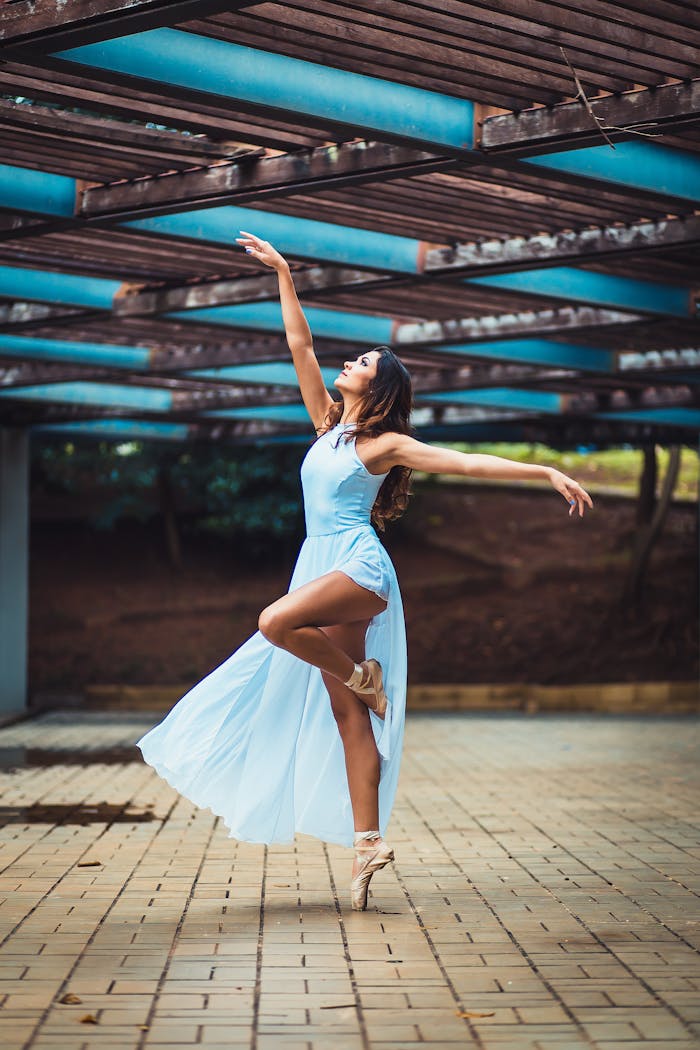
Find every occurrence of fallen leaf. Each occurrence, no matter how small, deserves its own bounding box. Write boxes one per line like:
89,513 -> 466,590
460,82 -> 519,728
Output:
139,1025 -> 150,1031
456,1009 -> 495,1019
58,993 -> 82,1005
77,861 -> 102,868
80,1014 -> 99,1024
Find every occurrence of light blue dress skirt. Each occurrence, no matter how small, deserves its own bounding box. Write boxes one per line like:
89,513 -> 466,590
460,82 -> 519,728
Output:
137,424 -> 407,847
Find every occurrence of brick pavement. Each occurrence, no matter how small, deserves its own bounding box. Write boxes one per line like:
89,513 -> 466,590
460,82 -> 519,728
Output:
0,711 -> 698,1050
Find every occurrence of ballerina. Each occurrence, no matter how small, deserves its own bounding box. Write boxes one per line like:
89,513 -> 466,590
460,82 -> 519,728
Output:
138,231 -> 592,911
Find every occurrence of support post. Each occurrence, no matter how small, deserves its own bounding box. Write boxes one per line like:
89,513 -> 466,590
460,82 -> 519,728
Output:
0,428 -> 29,716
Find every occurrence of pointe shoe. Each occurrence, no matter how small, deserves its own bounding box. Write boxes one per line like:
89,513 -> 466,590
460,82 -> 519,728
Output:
348,659 -> 388,720
351,838 -> 395,911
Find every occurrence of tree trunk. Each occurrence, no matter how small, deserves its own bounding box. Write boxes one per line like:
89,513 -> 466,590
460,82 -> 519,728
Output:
157,465 -> 183,569
624,446 -> 680,606
636,446 -> 657,526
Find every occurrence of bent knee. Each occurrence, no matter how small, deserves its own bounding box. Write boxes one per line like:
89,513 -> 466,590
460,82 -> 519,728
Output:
258,605 -> 288,645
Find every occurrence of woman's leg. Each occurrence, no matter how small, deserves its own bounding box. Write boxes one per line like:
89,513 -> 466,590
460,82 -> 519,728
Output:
320,620 -> 393,909
258,571 -> 386,683
320,619 -> 379,831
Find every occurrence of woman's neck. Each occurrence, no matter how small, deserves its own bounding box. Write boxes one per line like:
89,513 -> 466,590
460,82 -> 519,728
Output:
339,397 -> 360,425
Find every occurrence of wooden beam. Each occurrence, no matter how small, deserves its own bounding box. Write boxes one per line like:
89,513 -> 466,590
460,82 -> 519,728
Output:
114,265 -> 397,317
618,347 -> 700,375
480,80 -> 700,155
0,97 -> 251,162
80,140 -> 453,220
565,385 -> 697,416
424,215 -> 700,278
393,306 -> 639,347
0,360 -> 106,388
0,1 -> 258,51
0,302 -> 88,330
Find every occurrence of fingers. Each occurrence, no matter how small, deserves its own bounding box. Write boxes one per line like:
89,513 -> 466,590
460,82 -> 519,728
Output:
237,229 -> 262,246
237,230 -> 272,251
235,230 -> 266,256
560,481 -> 593,518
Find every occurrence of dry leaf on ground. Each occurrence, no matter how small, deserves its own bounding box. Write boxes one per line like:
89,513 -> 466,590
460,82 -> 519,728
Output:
456,1009 -> 496,1018
58,993 -> 82,1005
79,1014 -> 99,1024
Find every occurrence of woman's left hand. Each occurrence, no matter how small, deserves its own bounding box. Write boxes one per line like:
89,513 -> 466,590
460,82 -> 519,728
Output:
548,469 -> 594,517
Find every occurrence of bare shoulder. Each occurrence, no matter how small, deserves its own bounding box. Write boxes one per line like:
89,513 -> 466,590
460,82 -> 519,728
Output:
355,430 -> 416,472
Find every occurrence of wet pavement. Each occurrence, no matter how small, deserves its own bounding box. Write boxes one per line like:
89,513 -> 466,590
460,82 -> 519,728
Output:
0,710 -> 698,1049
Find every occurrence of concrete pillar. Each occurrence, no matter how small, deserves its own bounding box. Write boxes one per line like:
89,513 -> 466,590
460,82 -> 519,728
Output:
0,428 -> 29,716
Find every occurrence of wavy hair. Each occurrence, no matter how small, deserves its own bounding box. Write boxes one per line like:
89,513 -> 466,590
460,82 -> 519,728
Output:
319,346 -> 413,531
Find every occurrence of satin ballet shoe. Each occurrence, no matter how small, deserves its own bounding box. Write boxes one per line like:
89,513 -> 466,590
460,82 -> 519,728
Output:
344,659 -> 388,719
351,838 -> 395,911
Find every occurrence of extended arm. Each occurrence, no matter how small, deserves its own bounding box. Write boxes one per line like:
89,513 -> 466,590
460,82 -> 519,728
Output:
236,231 -> 333,431
369,434 -> 593,517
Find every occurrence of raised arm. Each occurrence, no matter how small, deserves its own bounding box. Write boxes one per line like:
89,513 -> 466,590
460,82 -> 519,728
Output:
236,231 -> 333,431
367,433 -> 593,517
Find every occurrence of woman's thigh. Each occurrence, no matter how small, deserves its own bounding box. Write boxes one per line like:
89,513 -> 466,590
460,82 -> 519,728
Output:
321,619 -> 370,664
263,571 -> 386,630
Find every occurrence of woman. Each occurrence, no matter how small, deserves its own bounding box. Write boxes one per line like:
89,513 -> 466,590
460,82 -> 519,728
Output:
138,231 -> 592,911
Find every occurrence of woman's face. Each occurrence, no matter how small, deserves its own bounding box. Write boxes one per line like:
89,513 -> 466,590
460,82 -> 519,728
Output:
334,350 -> 381,398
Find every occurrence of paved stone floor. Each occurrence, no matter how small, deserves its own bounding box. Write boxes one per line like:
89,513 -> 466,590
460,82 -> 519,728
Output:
0,711 -> 698,1050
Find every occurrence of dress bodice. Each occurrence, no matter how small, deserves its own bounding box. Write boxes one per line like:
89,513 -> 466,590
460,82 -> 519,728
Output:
300,424 -> 388,536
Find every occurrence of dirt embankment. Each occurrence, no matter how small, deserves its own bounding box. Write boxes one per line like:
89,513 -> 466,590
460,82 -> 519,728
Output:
30,482 -> 697,698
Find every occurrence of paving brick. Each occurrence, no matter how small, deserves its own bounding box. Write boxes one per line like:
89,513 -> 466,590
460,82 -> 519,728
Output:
1,711 -> 698,1049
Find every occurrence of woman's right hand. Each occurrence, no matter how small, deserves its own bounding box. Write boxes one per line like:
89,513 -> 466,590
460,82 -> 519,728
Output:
236,230 -> 288,271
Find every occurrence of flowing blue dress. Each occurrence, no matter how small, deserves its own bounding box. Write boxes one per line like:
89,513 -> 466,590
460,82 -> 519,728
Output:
137,423 -> 407,847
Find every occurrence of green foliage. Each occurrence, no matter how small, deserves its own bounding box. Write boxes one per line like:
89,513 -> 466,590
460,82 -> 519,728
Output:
33,439 -> 307,551
170,443 -> 305,554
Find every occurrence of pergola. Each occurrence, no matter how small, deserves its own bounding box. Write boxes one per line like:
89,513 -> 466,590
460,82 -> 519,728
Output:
0,1 -> 698,712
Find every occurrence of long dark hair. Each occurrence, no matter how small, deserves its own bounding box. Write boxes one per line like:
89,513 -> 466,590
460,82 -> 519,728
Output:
319,346 -> 413,531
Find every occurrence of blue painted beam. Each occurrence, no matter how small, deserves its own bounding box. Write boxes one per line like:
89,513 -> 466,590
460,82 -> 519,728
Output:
253,421 -> 537,446
0,382 -> 173,410
599,408 -> 700,428
127,205 -> 426,273
525,141 -> 700,206
466,267 -> 691,317
35,420 -> 190,440
0,265 -> 121,309
204,404 -> 311,423
168,301 -> 394,344
422,388 -> 563,414
436,337 -> 613,372
55,29 -> 475,153
0,334 -> 150,368
189,362 -> 340,387
0,164 -> 77,218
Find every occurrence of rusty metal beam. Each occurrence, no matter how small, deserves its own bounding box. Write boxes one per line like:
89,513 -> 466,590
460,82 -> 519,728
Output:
480,80 -> 700,156
0,1 -> 258,51
114,265 -> 397,317
80,140 -> 454,221
0,301 -> 89,330
147,334 -> 351,372
0,96 -> 253,162
393,306 -> 639,347
565,385 -> 698,416
424,215 -> 700,278
618,347 -> 700,374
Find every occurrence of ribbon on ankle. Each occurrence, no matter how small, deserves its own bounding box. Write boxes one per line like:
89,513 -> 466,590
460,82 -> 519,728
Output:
353,830 -> 380,846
